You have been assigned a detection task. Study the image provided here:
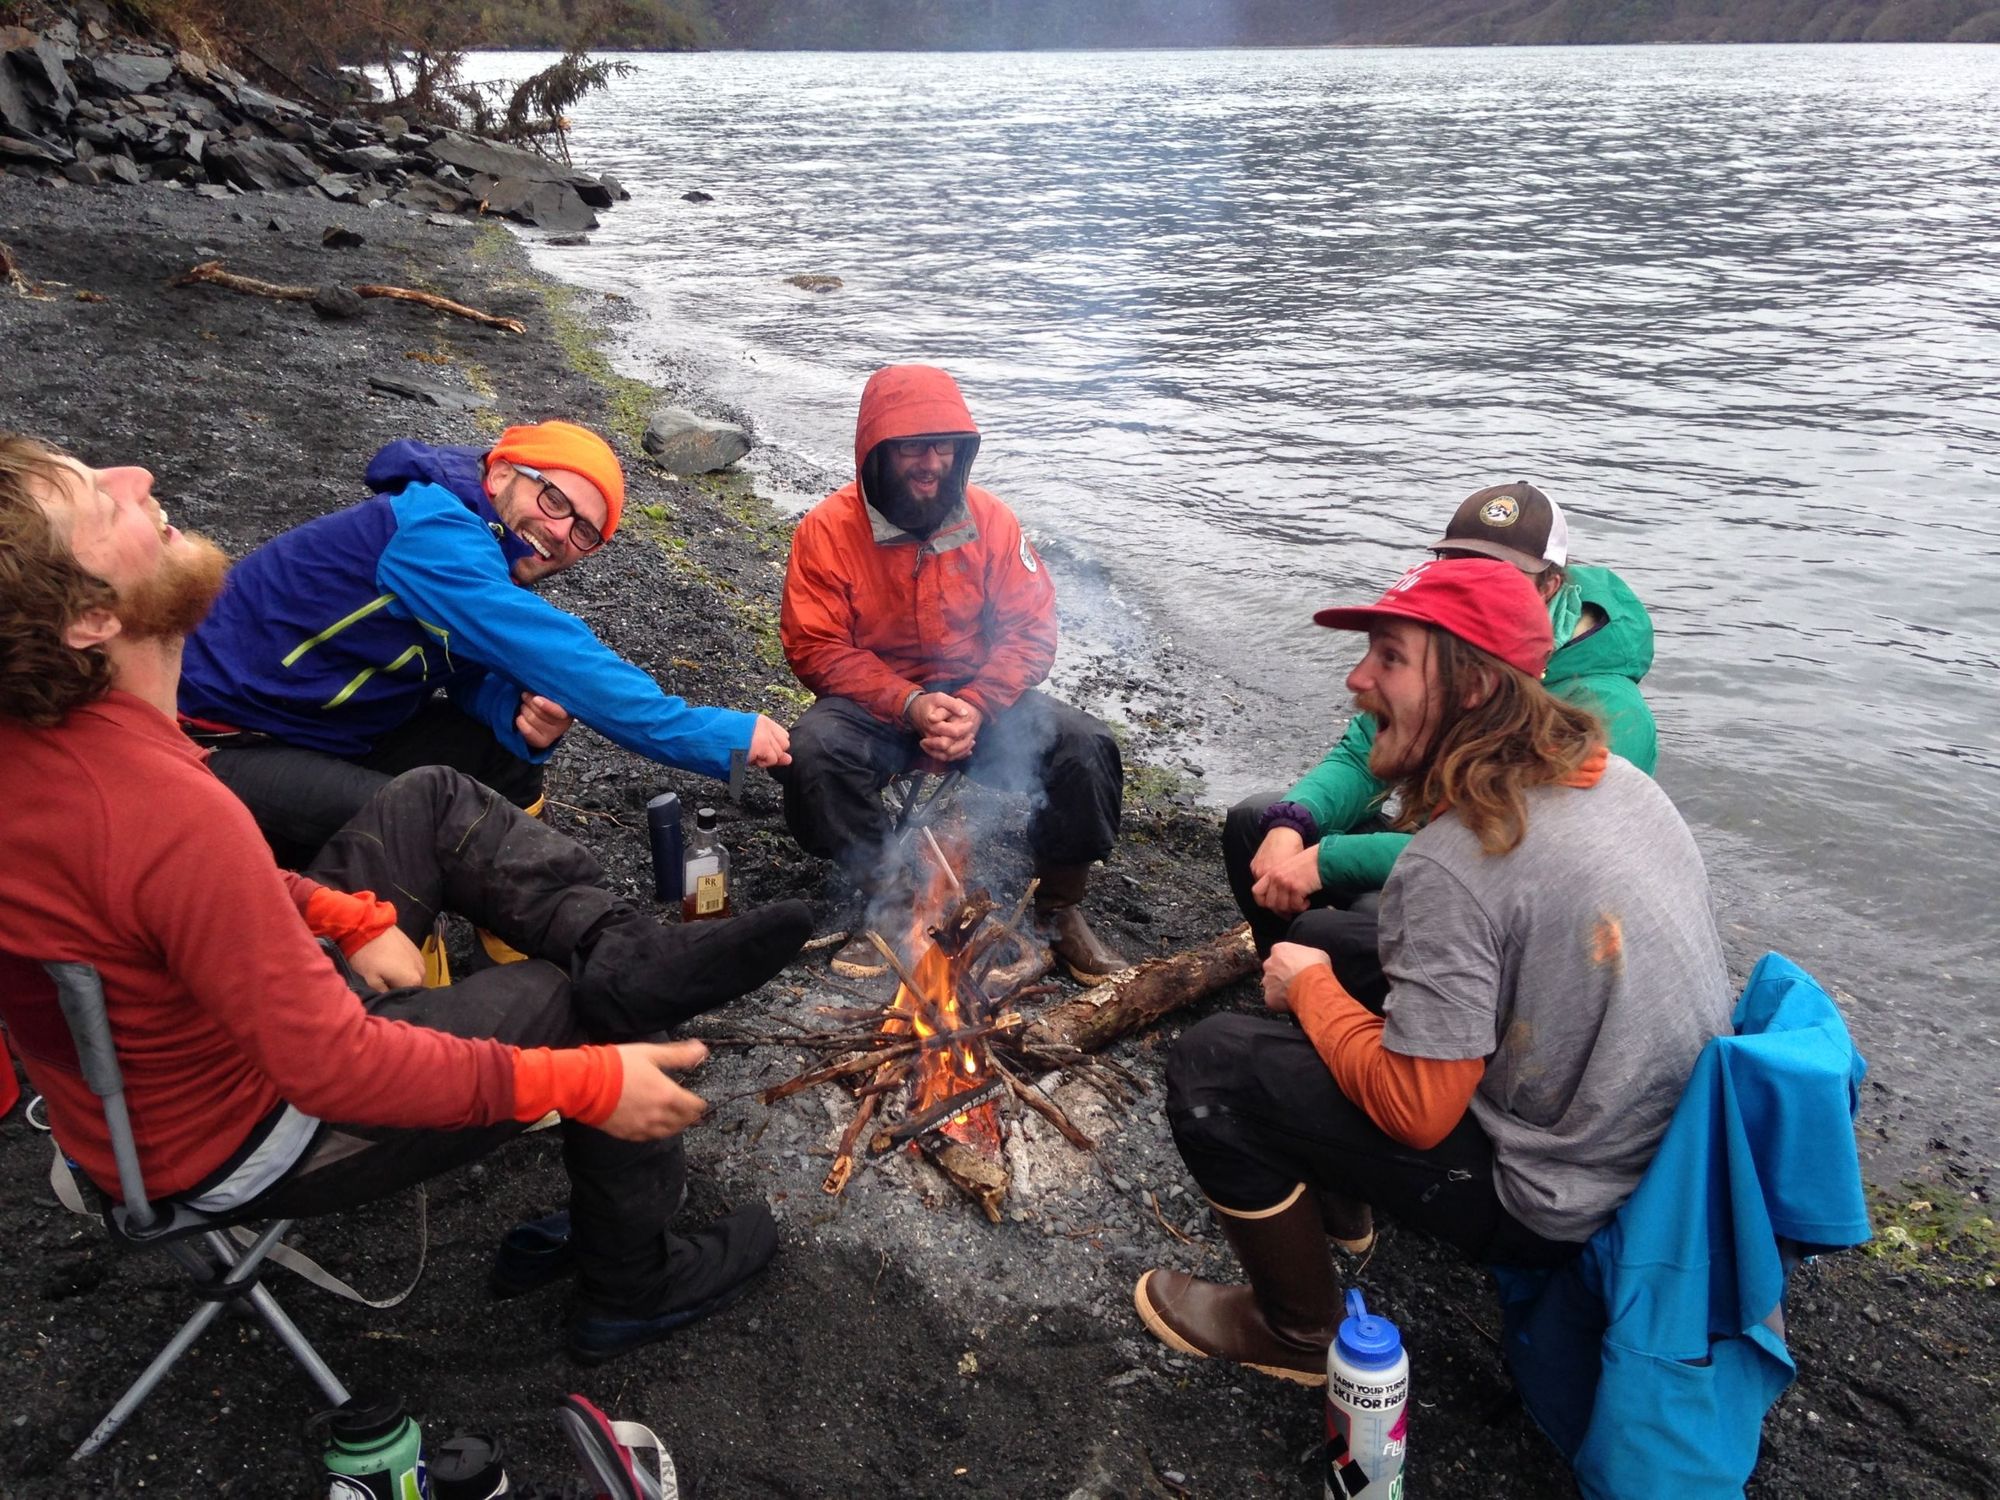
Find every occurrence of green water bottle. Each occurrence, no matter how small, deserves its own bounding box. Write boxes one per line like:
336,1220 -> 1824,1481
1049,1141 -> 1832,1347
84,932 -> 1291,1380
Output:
321,1391 -> 429,1500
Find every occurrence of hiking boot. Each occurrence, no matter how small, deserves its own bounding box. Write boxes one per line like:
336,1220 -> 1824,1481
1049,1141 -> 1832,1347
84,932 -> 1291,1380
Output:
489,1170 -> 693,1300
829,929 -> 890,980
1133,1185 -> 1336,1385
1042,904 -> 1131,986
1034,862 -> 1132,987
575,900 -> 815,1036
567,1203 -> 780,1365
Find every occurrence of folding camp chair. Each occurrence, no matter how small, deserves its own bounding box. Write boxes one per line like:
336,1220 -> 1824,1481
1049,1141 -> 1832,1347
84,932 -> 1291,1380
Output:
0,955 -> 350,1460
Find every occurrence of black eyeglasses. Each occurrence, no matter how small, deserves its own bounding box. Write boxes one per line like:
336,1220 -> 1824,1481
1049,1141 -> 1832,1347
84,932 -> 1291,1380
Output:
889,437 -> 960,460
512,463 -> 606,553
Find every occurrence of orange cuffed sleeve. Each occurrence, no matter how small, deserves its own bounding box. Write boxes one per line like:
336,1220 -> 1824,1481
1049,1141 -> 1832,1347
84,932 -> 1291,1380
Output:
511,1044 -> 623,1128
1288,966 -> 1485,1151
301,884 -> 401,957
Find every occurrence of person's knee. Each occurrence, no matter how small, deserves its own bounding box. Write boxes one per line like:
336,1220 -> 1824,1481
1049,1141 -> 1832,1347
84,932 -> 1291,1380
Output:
789,703 -> 882,778
1164,1012 -> 1261,1125
373,763 -> 464,817
1224,793 -> 1279,865
1226,793 -> 1272,833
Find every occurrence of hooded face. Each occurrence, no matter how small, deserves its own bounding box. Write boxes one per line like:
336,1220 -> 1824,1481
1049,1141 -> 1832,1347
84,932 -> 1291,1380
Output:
851,365 -> 982,537
868,436 -> 970,536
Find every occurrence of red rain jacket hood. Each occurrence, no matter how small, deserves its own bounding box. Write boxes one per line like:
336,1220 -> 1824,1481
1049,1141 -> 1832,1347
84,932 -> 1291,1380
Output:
851,364 -> 983,490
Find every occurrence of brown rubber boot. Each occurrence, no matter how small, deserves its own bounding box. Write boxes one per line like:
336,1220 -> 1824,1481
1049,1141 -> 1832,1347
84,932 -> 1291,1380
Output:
1133,1184 -> 1337,1385
1034,863 -> 1132,987
1317,1190 -> 1377,1258
828,869 -> 910,981
829,930 -> 890,980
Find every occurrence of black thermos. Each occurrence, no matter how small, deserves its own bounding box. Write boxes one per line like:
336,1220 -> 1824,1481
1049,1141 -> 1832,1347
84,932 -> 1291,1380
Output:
647,792 -> 684,904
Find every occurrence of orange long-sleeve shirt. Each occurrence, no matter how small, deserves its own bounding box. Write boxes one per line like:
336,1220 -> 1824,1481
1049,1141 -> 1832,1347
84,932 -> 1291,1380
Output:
1288,966 -> 1486,1150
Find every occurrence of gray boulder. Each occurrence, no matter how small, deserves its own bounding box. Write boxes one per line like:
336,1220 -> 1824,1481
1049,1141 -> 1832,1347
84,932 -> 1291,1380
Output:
206,138 -> 319,192
643,408 -> 753,474
8,36 -> 77,120
336,144 -> 402,175
0,131 -> 70,165
0,55 -> 37,136
367,372 -> 494,411
311,284 -> 365,320
87,53 -> 173,95
427,131 -> 606,201
391,176 -> 476,214
484,175 -> 597,232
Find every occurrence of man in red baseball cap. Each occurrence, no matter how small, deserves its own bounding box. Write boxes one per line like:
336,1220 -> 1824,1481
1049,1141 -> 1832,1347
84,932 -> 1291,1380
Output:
1224,482 -> 1660,1002
1134,558 -> 1729,1385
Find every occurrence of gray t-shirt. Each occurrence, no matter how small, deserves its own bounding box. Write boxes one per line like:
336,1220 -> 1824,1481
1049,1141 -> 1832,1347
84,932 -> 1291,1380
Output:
1378,756 -> 1730,1242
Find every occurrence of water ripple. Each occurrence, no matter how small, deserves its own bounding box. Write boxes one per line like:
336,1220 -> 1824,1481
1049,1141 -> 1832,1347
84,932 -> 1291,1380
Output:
473,44 -> 2000,1134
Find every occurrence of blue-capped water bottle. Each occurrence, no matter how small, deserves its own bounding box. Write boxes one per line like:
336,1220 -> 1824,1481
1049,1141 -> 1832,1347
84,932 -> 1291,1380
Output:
1325,1290 -> 1408,1499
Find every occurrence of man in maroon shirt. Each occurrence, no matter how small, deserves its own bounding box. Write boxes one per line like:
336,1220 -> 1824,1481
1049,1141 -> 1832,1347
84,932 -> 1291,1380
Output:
0,433 -> 808,1364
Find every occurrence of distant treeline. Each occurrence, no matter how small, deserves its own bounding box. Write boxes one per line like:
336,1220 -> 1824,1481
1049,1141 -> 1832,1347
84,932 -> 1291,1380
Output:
692,0 -> 2000,48
464,0 -> 702,48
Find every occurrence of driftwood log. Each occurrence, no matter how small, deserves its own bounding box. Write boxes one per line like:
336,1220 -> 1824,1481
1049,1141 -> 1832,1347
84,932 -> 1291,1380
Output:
3,240 -> 50,299
169,260 -> 527,332
1023,923 -> 1257,1054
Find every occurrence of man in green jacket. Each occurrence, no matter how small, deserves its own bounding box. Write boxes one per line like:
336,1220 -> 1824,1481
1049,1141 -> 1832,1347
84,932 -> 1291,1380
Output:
1226,482 -> 1659,993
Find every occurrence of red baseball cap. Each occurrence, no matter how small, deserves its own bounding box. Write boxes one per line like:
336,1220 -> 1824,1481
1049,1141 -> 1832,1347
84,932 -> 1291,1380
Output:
1313,557 -> 1553,677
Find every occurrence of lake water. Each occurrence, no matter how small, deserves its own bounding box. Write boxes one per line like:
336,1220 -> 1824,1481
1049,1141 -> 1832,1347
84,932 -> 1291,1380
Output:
467,45 -> 2000,1153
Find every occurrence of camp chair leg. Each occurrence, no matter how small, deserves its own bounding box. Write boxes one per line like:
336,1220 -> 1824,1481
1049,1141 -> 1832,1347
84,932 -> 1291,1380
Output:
72,1226 -> 350,1460
244,1279 -> 350,1405
74,1297 -> 233,1459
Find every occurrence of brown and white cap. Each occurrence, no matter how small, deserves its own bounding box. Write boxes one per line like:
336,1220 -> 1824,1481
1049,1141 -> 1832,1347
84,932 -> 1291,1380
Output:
1429,481 -> 1569,574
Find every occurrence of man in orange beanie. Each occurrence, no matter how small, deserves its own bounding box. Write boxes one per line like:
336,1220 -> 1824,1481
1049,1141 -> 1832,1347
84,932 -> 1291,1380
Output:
178,422 -> 790,861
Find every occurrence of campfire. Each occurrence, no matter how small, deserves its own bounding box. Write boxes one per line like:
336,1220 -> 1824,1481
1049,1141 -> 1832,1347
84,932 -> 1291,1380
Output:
710,774 -> 1262,1222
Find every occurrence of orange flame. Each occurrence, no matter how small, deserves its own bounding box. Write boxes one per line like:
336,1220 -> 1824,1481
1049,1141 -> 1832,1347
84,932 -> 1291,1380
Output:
881,823 -> 1001,1152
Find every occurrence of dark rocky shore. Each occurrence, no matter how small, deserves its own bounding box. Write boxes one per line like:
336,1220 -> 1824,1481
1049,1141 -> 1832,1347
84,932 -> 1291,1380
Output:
1,147 -> 1995,1499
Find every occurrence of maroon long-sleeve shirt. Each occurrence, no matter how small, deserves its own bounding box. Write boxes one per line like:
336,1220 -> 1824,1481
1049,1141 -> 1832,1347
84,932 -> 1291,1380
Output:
0,692 -> 517,1199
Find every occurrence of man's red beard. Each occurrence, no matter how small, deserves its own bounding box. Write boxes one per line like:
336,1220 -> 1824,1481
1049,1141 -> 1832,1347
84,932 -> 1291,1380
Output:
117,533 -> 230,640
1358,689 -> 1429,779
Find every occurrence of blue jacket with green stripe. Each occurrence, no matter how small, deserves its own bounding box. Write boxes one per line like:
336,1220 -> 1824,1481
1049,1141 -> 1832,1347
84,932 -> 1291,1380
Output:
177,441 -> 755,777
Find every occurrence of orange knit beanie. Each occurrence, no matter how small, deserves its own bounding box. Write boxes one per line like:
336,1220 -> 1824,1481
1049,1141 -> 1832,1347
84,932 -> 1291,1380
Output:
487,421 -> 626,539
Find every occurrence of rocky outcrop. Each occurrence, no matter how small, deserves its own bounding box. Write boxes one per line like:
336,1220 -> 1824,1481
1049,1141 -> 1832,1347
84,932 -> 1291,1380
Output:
0,11 -> 632,232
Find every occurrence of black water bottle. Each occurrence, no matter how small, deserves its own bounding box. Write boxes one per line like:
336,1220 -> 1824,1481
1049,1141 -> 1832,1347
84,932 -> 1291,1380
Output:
647,791 -> 684,905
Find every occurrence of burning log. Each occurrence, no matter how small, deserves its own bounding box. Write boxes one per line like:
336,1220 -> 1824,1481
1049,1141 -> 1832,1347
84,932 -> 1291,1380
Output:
995,1060 -> 1094,1151
923,1138 -> 1009,1223
1022,924 -> 1257,1054
868,1077 -> 1009,1153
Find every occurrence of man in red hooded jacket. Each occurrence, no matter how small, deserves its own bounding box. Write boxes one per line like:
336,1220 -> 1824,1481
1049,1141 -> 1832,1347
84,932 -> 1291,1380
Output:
778,365 -> 1130,983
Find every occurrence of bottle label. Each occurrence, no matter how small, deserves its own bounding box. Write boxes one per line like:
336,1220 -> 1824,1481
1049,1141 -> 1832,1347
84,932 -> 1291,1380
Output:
1325,1379 -> 1407,1499
695,873 -> 727,915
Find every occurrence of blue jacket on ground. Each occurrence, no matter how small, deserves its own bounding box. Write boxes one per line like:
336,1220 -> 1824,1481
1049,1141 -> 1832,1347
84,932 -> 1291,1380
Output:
1494,952 -> 1872,1498
179,440 -> 755,778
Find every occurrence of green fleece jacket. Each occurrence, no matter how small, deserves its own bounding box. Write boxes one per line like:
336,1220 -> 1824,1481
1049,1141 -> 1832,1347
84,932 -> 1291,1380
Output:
1284,564 -> 1659,897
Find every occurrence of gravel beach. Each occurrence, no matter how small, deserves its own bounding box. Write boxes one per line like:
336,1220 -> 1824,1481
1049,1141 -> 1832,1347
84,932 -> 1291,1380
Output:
0,172 -> 1993,1500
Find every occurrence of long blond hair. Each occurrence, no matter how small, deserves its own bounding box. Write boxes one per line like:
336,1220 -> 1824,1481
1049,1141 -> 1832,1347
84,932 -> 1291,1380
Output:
1386,625 -> 1603,856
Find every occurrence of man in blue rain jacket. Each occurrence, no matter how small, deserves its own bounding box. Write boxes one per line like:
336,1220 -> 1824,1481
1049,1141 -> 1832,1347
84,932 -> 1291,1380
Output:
179,422 -> 790,856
